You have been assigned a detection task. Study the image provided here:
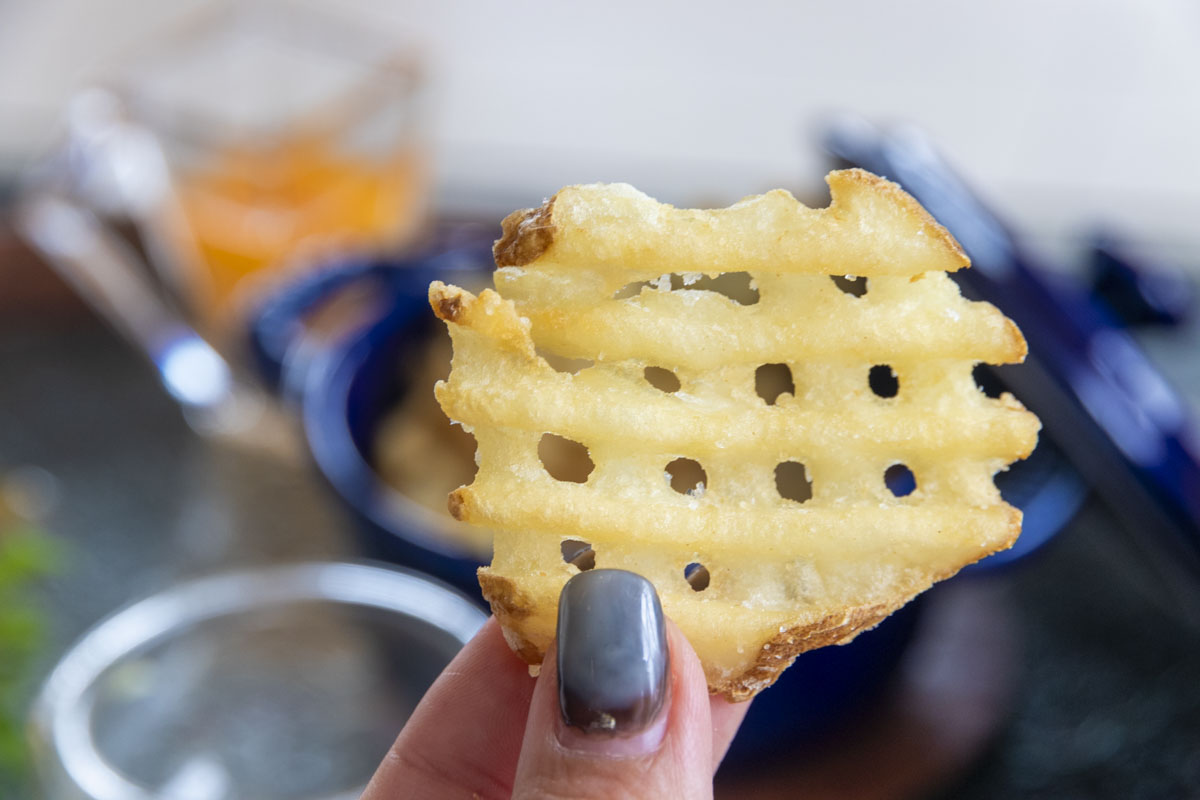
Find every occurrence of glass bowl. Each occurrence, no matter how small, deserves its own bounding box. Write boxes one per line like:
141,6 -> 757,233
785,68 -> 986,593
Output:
30,561 -> 485,800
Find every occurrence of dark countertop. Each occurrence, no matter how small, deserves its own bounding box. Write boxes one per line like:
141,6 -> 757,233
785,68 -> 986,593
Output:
4,313 -> 1200,798
954,504 -> 1200,799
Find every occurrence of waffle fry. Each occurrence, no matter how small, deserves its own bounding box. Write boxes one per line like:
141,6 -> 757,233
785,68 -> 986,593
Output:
430,169 -> 1039,700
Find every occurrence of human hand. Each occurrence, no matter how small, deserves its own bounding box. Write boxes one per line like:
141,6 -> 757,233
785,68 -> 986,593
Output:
362,569 -> 750,799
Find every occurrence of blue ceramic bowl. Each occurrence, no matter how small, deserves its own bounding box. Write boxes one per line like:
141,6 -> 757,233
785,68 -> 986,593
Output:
250,242 -> 494,591
249,241 -> 1087,765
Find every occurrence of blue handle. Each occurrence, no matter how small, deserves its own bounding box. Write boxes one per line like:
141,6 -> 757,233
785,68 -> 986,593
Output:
1089,234 -> 1194,328
825,120 -> 1200,573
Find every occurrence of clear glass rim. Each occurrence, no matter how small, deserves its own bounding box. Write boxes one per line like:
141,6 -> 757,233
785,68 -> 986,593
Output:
30,561 -> 486,800
109,1 -> 424,149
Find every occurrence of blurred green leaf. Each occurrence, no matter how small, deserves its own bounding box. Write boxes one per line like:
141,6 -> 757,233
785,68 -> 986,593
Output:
0,606 -> 42,660
0,528 -> 62,585
0,714 -> 26,773
0,526 -> 60,787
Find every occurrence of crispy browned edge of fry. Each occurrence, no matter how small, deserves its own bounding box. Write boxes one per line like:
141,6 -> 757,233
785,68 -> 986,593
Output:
495,196 -> 557,267
841,168 -> 970,268
492,169 -> 970,272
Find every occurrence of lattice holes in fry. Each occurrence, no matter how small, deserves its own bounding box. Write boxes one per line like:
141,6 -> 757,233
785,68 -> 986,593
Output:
430,169 -> 1039,700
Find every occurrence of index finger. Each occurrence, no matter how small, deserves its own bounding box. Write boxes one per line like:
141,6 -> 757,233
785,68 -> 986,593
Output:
362,618 -> 537,800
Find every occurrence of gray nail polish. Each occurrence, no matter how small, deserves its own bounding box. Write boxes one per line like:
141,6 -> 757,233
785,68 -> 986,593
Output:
557,569 -> 668,735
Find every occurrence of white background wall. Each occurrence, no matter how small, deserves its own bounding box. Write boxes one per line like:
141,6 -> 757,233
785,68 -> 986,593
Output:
2,0 -> 1198,259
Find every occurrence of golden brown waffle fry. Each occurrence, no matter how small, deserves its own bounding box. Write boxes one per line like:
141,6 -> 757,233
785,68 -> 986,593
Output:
430,169 -> 1039,700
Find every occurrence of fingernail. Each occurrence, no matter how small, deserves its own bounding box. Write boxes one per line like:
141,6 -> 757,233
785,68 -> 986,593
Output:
557,569 -> 669,737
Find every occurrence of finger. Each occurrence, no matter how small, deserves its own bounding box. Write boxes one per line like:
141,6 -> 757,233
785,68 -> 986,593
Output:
511,569 -> 735,799
362,617 -> 537,800
709,693 -> 752,772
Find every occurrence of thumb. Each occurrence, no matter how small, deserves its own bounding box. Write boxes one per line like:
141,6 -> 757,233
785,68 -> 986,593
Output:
510,569 -> 726,800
